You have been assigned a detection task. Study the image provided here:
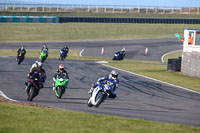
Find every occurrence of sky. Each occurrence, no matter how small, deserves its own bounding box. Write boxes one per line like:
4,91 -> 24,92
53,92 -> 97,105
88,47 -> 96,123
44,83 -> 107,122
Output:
3,0 -> 200,7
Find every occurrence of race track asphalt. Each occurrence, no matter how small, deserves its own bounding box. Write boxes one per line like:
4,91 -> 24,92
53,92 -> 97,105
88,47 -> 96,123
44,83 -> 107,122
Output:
0,38 -> 182,61
1,38 -> 200,126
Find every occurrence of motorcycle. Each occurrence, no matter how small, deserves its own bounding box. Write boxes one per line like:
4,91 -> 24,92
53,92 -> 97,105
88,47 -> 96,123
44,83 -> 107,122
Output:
39,50 -> 48,63
54,75 -> 68,99
59,49 -> 67,61
17,52 -> 25,64
26,73 -> 42,101
112,51 -> 126,60
87,79 -> 114,108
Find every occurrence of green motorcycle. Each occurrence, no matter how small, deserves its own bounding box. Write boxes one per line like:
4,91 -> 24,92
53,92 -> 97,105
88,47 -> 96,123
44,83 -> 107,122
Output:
39,50 -> 47,63
54,75 -> 68,99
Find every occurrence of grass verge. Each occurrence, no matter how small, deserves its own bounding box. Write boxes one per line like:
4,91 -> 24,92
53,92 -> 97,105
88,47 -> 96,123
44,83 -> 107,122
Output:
0,23 -> 199,42
0,97 -> 200,133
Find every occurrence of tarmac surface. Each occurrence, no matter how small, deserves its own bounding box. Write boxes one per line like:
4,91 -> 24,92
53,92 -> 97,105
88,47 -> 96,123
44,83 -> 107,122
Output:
1,38 -> 200,126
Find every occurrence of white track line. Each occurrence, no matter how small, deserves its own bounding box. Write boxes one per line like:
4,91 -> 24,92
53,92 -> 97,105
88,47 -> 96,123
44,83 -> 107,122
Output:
161,50 -> 182,63
0,90 -> 18,102
79,49 -> 85,57
102,64 -> 200,95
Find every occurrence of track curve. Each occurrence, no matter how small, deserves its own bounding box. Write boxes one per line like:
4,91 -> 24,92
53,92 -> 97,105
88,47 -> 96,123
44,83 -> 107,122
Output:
0,38 -> 182,61
1,38 -> 200,126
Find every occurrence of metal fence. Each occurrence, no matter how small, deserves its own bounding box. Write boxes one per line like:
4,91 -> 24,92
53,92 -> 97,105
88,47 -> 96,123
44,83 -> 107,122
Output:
0,3 -> 200,14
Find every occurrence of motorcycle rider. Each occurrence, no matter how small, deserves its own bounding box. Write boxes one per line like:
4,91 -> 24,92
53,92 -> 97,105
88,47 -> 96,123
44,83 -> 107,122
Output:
120,47 -> 126,54
40,45 -> 49,57
25,60 -> 46,89
25,71 -> 43,94
63,45 -> 69,53
53,64 -> 69,91
59,45 -> 69,59
88,70 -> 119,98
16,46 -> 26,60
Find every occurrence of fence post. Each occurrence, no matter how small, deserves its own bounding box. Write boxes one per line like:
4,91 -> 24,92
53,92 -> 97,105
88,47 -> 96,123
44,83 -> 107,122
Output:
49,4 -> 51,12
113,5 -> 115,13
88,5 -> 90,12
28,4 -> 30,12
57,5 -> 59,12
21,4 -> 23,12
96,5 -> 98,13
121,5 -> 123,13
129,8 -> 131,13
43,6 -> 45,12
189,8 -> 191,14
6,4 -> 8,11
180,8 -> 182,14
138,8 -> 140,13
198,8 -> 199,14
104,5 -> 106,13
154,8 -> 157,14
171,8 -> 174,14
13,3 -> 15,11
35,4 -> 37,12
146,8 -> 148,14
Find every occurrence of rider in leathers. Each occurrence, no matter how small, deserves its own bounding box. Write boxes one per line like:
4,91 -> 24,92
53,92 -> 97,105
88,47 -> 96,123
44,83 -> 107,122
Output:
53,64 -> 69,90
60,45 -> 69,59
88,70 -> 119,98
16,46 -> 26,60
40,45 -> 49,57
25,60 -> 46,91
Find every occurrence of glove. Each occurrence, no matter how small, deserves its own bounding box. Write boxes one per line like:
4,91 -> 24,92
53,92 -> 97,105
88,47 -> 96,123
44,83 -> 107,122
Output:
53,78 -> 56,81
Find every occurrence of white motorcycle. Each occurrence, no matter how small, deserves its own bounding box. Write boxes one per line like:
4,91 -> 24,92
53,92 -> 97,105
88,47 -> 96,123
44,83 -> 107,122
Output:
87,80 -> 114,108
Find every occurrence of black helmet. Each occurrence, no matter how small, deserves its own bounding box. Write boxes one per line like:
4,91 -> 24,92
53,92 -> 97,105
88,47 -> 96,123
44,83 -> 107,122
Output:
64,45 -> 68,49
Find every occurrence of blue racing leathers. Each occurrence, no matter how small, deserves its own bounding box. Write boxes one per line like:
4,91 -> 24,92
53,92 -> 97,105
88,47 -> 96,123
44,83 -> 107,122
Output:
90,75 -> 119,98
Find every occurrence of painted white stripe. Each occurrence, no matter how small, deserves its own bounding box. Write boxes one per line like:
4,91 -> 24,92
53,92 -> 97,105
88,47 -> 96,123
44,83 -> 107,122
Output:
79,49 -> 85,57
95,61 -> 109,64
161,50 -> 182,63
0,90 -> 18,102
102,64 -> 200,95
0,56 -> 9,57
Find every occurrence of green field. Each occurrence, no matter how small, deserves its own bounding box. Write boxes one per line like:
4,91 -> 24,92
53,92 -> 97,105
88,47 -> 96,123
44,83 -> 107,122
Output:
1,101 -> 200,133
0,23 -> 199,42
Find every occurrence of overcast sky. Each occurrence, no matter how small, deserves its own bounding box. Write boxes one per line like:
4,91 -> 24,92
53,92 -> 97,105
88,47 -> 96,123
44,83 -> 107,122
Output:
3,0 -> 200,7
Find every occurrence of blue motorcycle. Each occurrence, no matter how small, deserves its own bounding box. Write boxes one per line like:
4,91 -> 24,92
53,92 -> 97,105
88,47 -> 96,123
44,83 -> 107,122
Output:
112,50 -> 126,60
87,79 -> 115,108
59,49 -> 67,61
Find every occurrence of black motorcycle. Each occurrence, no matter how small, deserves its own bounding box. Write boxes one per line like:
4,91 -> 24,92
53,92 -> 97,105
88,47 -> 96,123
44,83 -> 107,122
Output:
17,52 -> 25,64
26,73 -> 42,101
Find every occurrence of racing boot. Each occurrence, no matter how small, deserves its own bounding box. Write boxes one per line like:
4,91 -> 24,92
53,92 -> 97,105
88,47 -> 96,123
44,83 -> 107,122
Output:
88,83 -> 96,95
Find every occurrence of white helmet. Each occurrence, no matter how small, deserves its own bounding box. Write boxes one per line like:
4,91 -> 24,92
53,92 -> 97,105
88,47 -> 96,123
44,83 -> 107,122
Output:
121,47 -> 125,52
37,62 -> 42,68
110,70 -> 118,80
